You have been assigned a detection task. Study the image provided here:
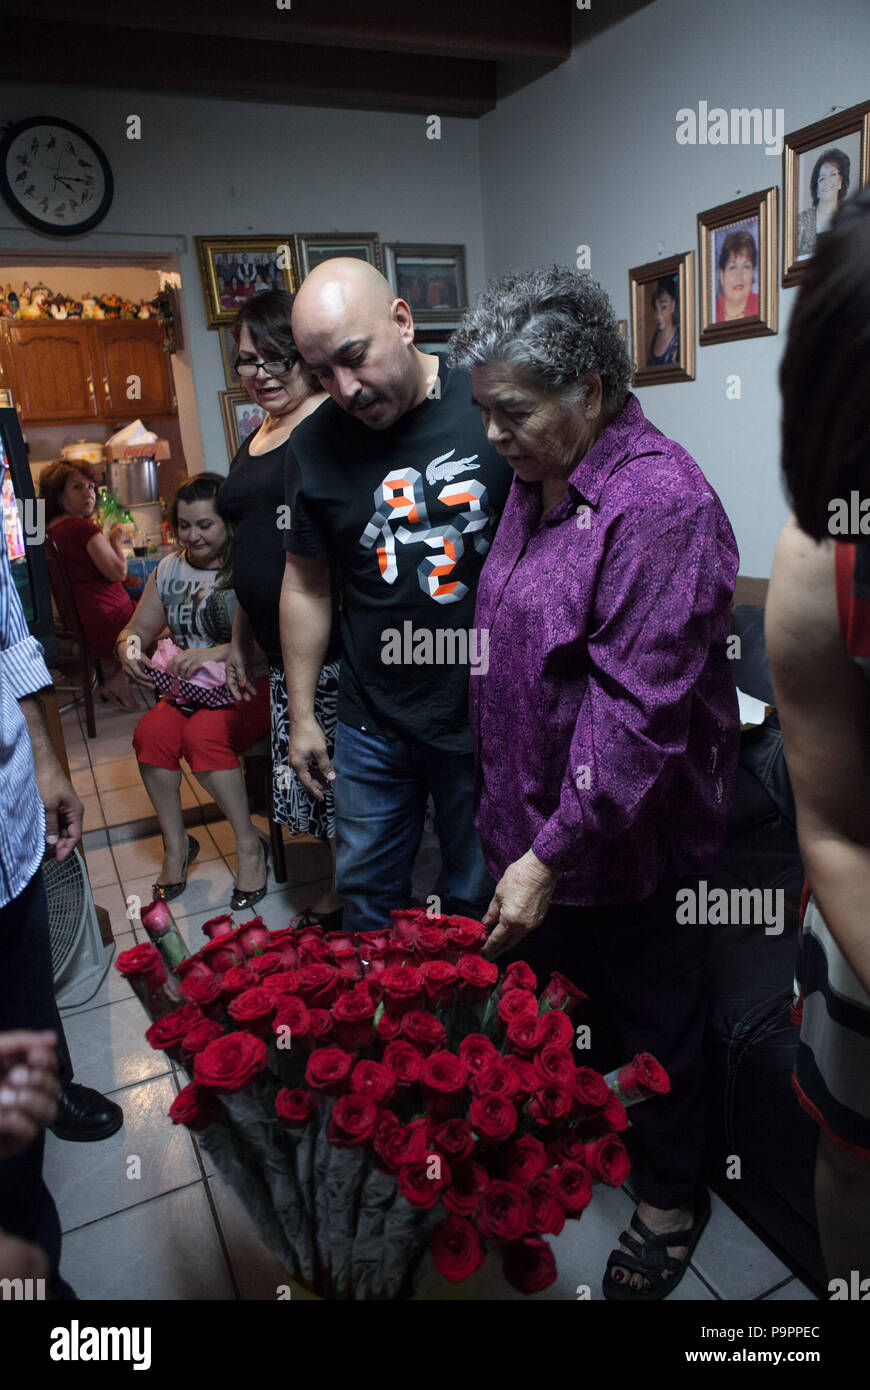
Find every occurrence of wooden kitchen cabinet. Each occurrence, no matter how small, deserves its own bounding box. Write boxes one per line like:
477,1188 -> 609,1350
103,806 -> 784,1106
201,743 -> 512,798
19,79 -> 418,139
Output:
0,319 -> 175,424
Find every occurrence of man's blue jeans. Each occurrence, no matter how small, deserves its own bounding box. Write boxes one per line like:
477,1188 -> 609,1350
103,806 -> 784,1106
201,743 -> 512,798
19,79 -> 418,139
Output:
333,720 -> 495,932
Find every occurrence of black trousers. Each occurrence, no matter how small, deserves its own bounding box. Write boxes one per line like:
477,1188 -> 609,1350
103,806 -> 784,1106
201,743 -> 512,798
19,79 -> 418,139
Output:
0,868 -> 75,1296
501,873 -> 711,1210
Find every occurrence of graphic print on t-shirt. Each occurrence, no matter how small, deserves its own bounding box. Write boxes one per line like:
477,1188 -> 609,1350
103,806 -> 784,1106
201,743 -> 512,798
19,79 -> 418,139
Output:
359,448 -> 492,604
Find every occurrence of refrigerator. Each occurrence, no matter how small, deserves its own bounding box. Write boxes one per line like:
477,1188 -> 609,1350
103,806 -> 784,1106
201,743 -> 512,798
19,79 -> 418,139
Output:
0,404 -> 56,664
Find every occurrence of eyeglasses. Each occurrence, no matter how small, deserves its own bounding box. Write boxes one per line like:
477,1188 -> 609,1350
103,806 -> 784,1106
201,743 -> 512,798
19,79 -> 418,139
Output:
234,355 -> 296,379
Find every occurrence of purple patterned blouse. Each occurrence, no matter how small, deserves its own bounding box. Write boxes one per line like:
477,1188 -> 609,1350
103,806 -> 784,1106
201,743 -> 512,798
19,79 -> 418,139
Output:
470,394 -> 740,906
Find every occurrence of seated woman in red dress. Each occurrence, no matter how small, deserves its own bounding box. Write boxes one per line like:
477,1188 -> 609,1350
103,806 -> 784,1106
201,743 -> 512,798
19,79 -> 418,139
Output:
41,459 -> 138,710
115,474 -> 272,908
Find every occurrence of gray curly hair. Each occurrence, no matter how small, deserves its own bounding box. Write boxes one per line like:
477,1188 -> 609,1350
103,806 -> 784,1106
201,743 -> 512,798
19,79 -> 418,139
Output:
448,264 -> 633,415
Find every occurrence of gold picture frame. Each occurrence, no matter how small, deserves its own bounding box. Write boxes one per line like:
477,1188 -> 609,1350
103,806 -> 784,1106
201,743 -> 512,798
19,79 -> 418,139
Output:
219,388 -> 266,462
782,100 -> 870,286
217,325 -> 237,388
196,235 -> 298,328
697,188 -> 778,344
629,252 -> 695,386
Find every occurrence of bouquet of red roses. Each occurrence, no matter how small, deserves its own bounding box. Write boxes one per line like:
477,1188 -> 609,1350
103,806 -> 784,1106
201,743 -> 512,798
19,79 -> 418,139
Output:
118,903 -> 670,1298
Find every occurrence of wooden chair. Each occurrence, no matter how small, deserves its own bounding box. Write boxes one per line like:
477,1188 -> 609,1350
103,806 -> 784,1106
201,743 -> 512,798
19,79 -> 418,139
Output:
240,738 -> 288,883
44,532 -> 102,739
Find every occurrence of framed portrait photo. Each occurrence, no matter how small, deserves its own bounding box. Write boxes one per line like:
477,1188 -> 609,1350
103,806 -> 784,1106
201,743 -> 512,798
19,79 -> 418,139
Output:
629,252 -> 695,386
384,243 -> 468,324
217,325 -> 237,388
782,100 -> 870,286
196,236 -> 298,327
293,232 -> 382,278
697,188 -> 777,344
219,388 -> 266,462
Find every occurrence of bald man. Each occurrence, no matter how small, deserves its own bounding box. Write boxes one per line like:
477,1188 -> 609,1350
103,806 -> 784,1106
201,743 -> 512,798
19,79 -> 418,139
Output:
279,259 -> 511,931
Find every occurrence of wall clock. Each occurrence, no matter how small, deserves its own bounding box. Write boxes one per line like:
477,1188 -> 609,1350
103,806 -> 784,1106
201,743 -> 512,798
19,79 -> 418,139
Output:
0,116 -> 113,236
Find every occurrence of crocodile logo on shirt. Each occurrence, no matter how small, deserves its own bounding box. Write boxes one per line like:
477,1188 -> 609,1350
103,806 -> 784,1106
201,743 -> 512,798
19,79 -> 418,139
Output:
425,449 -> 479,487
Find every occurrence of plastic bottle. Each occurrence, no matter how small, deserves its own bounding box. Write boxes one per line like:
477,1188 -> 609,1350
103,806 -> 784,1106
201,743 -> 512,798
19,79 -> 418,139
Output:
120,508 -> 138,552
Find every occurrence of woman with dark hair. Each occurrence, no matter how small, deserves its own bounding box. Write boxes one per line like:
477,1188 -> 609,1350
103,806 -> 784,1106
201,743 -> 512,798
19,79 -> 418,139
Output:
715,229 -> 758,322
766,187 -> 870,1286
797,147 -> 851,257
219,291 -> 344,928
115,473 -> 271,904
646,276 -> 680,366
40,458 -> 137,710
450,265 -> 739,1298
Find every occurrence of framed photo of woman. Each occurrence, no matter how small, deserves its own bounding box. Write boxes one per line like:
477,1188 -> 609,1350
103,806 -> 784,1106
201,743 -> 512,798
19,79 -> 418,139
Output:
383,244 -> 468,325
782,101 -> 870,286
697,189 -> 778,344
629,252 -> 695,386
219,388 -> 266,462
196,236 -> 298,327
293,232 -> 382,278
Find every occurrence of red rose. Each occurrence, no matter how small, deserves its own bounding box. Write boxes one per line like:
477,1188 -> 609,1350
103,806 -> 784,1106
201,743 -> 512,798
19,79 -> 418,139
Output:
419,1050 -> 468,1117
532,1043 -> 577,1091
272,996 -> 312,1047
584,1134 -> 631,1186
375,1012 -> 401,1043
397,1157 -> 450,1209
265,929 -> 301,970
415,926 -> 447,960
505,1017 -> 545,1058
296,922 -> 324,945
554,1160 -> 593,1213
139,898 -> 175,936
546,1134 -> 587,1165
616,1052 -> 670,1101
418,960 -> 459,1006
389,907 -> 430,945
298,939 -> 334,965
537,1010 -> 574,1048
193,1030 -> 268,1092
305,1045 -> 354,1094
235,916 -> 271,957
350,1060 -> 396,1106
331,985 -> 375,1050
443,1159 -> 490,1217
378,964 -> 424,1018
382,1040 -> 424,1089
456,953 -> 498,1003
500,960 -> 538,995
539,971 -> 588,1015
227,987 -> 276,1039
497,989 -> 539,1028
429,1118 -> 474,1162
324,930 -> 357,953
308,1008 -> 335,1040
430,1216 -> 486,1282
116,943 -> 167,988
470,1060 -> 521,1102
573,1066 -> 610,1114
180,973 -> 224,1015
527,1174 -> 565,1236
502,1237 -> 557,1293
505,1056 -> 539,1099
382,944 -> 415,970
221,963 -> 258,999
332,948 -> 364,981
476,1180 -> 533,1243
526,1083 -> 575,1128
169,1081 -> 221,1131
469,1094 -> 518,1143
603,1093 -> 629,1132
443,919 -> 487,962
199,933 -> 246,974
145,1003 -> 203,1051
275,1087 -> 316,1127
200,913 -> 235,941
502,1135 -> 548,1186
400,1010 -> 446,1056
181,1018 -> 225,1056
248,952 -> 283,980
297,963 -> 341,1008
328,1093 -> 379,1147
358,928 -> 391,953
374,1115 -> 429,1172
261,968 -> 302,998
458,1033 -> 499,1078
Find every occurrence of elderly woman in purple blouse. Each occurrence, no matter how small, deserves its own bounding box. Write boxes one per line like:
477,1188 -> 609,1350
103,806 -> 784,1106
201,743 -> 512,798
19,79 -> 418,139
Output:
450,266 -> 740,1300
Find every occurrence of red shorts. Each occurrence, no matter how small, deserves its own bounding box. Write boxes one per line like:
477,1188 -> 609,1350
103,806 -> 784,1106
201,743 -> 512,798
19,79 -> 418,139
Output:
133,676 -> 271,772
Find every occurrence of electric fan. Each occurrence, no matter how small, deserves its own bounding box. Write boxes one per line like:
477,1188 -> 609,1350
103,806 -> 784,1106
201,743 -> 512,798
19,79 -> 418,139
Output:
42,848 -> 114,1008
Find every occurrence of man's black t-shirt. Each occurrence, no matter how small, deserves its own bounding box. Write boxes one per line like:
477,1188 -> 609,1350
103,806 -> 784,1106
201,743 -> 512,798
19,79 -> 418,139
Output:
283,356 -> 512,752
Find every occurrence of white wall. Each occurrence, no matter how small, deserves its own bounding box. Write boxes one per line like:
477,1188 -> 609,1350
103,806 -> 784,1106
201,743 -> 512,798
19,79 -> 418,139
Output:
478,0 -> 870,576
0,83 -> 485,477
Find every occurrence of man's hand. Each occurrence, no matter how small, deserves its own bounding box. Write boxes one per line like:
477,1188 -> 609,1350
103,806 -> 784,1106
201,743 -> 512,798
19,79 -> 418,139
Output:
289,717 -> 335,800
225,642 -> 258,702
480,850 -> 561,960
0,1030 -> 60,1159
36,767 -> 82,861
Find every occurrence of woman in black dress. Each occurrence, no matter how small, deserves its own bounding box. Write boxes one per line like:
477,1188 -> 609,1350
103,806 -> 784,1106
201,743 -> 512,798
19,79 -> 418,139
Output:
219,292 -> 343,926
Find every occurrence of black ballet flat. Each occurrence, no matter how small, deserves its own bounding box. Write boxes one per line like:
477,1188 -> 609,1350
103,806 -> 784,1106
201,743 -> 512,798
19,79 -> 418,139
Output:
230,838 -> 269,912
152,834 -> 200,903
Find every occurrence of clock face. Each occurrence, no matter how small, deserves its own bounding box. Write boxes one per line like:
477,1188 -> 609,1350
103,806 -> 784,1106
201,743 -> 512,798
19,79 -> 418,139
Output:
0,117 -> 113,235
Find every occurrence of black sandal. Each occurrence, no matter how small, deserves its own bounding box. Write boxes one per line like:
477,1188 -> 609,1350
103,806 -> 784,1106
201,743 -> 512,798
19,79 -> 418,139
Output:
152,834 -> 200,903
230,838 -> 269,912
603,1186 -> 711,1301
288,905 -> 345,933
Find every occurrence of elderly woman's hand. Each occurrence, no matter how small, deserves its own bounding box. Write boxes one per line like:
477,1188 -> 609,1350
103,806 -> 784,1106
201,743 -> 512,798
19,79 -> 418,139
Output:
165,646 -> 221,680
480,850 -> 561,960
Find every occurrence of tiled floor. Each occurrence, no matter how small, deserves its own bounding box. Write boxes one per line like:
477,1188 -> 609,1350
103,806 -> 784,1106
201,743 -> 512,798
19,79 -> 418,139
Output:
49,694 -> 819,1301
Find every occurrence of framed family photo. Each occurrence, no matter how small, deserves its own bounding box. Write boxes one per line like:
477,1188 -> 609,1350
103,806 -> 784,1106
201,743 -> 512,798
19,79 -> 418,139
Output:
219,388 -> 266,461
293,232 -> 382,278
196,235 -> 298,327
629,251 -> 695,386
697,188 -> 777,344
384,243 -> 468,324
782,100 -> 870,286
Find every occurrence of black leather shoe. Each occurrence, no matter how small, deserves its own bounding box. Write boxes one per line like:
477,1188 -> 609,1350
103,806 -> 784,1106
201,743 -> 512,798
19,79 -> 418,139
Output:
50,1083 -> 124,1143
